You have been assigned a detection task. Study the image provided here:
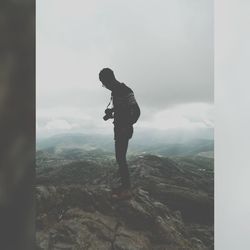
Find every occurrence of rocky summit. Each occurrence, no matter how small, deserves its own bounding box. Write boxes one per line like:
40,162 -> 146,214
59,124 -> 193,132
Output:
36,154 -> 214,250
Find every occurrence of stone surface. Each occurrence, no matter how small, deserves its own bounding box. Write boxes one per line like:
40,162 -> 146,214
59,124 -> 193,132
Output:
36,154 -> 214,249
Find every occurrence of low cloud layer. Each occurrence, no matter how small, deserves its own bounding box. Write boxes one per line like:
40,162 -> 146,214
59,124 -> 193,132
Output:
37,102 -> 214,138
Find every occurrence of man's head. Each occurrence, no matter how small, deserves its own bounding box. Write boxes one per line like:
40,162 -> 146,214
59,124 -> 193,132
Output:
99,68 -> 116,90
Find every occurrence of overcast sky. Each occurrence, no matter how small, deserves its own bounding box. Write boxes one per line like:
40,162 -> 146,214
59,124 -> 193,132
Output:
37,0 -> 213,138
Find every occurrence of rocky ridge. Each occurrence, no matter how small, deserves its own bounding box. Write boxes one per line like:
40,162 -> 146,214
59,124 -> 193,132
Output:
36,154 -> 213,250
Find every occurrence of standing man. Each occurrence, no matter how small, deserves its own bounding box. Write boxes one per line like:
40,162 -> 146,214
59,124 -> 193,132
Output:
99,68 -> 140,200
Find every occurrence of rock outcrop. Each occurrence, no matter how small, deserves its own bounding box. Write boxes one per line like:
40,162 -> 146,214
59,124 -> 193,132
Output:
36,154 -> 213,249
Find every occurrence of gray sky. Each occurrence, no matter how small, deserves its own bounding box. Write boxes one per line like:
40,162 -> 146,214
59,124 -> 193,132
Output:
37,0 -> 213,138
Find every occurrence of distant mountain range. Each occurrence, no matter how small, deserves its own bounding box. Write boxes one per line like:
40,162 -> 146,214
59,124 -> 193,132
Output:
37,132 -> 214,158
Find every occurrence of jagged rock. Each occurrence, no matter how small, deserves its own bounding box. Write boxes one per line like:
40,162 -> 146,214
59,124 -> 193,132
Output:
36,154 -> 214,249
113,227 -> 151,250
153,216 -> 188,247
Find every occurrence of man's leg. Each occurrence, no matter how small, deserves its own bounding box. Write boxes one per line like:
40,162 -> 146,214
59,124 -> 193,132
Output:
115,137 -> 131,190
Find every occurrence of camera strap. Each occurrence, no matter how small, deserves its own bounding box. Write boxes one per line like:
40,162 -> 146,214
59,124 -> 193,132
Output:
106,96 -> 113,109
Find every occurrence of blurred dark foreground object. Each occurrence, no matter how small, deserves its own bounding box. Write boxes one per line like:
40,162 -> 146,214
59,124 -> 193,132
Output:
0,0 -> 35,249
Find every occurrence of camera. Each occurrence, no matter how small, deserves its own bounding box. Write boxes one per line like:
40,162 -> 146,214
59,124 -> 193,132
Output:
103,108 -> 114,121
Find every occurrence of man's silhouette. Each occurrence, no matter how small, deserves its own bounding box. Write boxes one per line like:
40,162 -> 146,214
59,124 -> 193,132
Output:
99,68 -> 140,200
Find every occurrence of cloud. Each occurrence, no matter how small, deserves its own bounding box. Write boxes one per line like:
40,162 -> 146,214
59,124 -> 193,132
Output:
37,119 -> 81,137
138,102 -> 214,130
44,119 -> 79,130
36,102 -> 214,139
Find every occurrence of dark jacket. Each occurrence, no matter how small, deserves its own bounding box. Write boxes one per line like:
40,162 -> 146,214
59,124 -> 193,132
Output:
111,83 -> 140,127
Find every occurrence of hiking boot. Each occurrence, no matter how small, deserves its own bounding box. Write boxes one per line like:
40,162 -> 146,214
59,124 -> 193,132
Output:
111,189 -> 132,201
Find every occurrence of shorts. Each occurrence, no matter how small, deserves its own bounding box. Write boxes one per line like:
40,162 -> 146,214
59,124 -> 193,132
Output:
114,125 -> 134,141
